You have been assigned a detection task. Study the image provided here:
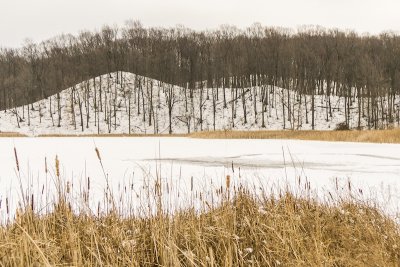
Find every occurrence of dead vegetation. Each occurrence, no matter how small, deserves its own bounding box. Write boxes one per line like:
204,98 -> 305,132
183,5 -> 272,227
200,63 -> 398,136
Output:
3,128 -> 400,144
0,132 -> 27,137
190,129 -> 400,143
0,189 -> 399,266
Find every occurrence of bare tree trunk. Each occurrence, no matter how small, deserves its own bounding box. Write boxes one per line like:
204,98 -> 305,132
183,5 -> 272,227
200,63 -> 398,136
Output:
71,87 -> 76,130
94,77 -> 97,127
241,86 -> 247,124
57,93 -> 61,127
253,78 -> 257,124
78,94 -> 84,132
128,92 -> 131,134
282,89 -> 286,129
212,85 -> 216,131
223,77 -> 227,108
49,97 -> 54,127
199,85 -> 204,131
261,85 -> 266,128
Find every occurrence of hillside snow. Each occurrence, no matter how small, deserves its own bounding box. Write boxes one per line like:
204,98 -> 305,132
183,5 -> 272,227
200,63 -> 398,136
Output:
0,72 -> 393,135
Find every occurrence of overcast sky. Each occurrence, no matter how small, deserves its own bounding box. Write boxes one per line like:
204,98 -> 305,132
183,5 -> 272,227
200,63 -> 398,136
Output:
1,0 -> 400,48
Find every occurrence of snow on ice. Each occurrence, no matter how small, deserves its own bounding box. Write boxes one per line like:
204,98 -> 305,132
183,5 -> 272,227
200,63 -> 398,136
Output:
0,137 -> 399,223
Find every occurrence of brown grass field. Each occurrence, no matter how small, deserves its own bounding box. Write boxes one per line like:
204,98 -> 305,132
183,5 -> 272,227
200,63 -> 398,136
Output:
0,188 -> 399,266
189,129 -> 400,143
0,132 -> 27,137
0,128 -> 394,144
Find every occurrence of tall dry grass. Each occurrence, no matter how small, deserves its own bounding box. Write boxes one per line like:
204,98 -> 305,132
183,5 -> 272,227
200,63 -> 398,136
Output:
1,147 -> 400,266
33,128 -> 400,144
1,162 -> 400,265
0,189 -> 399,266
190,128 -> 400,143
4,128 -> 400,144
0,132 -> 27,137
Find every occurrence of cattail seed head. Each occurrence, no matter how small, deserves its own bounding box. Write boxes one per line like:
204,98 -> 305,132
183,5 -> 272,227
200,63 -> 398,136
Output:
55,155 -> 60,178
16,207 -> 21,224
226,175 -> 231,189
31,194 -> 34,211
45,157 -> 48,174
14,147 -> 19,172
6,197 -> 9,215
95,147 -> 101,161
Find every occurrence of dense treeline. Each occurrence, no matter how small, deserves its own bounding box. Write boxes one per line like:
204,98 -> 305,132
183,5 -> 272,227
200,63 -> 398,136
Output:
1,21 -> 400,129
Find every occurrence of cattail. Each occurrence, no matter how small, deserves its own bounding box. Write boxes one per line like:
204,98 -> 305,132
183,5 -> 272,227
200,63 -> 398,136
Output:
14,147 -> 19,172
97,201 -> 100,217
66,181 -> 70,194
31,194 -> 34,211
45,157 -> 48,174
95,147 -> 101,161
155,180 -> 161,196
55,155 -> 60,178
226,175 -> 231,189
16,207 -> 21,224
6,197 -> 9,215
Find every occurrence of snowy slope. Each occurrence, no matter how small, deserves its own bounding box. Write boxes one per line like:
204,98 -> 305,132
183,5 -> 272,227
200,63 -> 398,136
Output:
0,72 -> 394,135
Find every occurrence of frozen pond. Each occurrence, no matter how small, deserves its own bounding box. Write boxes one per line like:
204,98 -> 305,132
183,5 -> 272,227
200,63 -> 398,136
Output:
1,137 -> 400,223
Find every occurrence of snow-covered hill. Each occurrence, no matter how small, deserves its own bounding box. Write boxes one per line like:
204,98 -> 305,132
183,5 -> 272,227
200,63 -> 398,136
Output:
0,72 -> 393,136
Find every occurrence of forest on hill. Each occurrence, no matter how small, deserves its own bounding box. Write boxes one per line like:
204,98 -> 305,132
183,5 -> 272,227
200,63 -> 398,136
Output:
1,21 -> 400,130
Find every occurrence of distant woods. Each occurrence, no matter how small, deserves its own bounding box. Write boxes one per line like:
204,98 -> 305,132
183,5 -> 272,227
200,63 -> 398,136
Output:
1,21 -> 400,129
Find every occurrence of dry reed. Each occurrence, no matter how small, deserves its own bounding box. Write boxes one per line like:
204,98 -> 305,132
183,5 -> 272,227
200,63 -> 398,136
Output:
190,128 -> 400,143
0,132 -> 27,137
0,174 -> 399,266
31,128 -> 400,144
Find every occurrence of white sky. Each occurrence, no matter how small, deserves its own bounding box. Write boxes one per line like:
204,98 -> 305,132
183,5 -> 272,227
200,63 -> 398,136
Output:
1,0 -> 400,48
